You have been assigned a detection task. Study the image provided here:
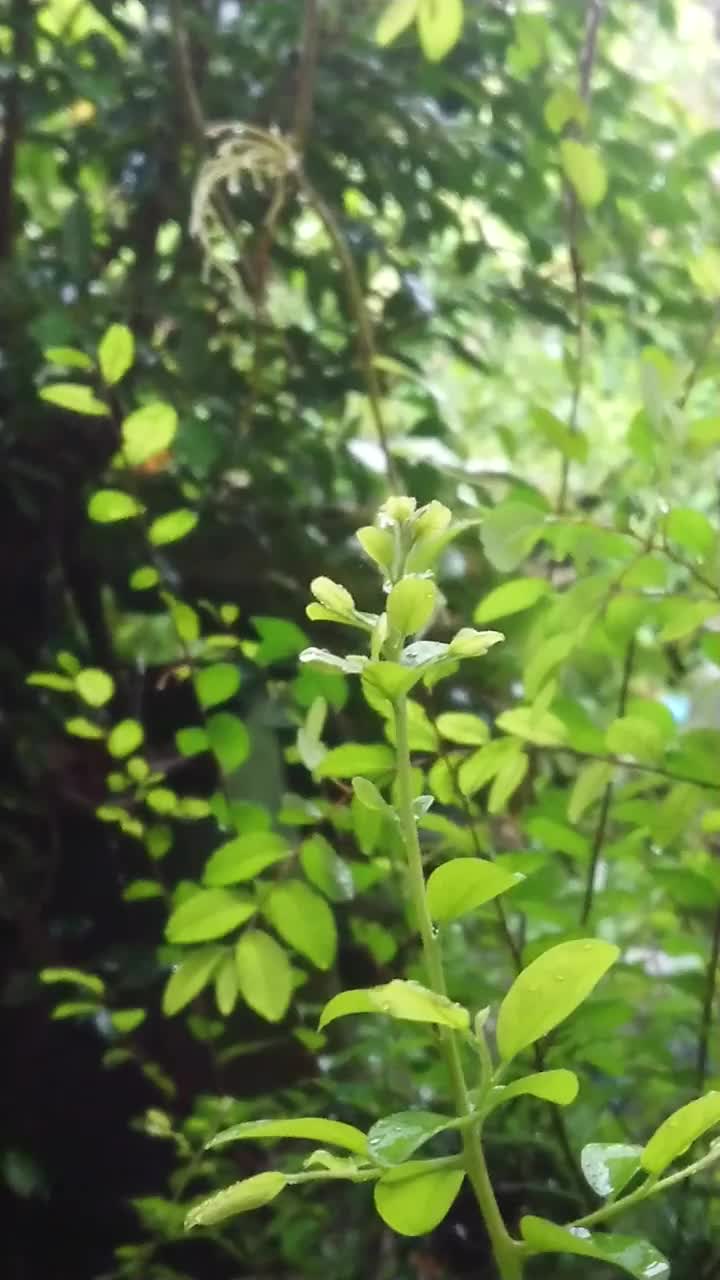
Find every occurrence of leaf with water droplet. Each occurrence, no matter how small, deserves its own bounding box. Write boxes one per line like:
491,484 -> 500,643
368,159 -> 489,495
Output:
520,1216 -> 669,1279
486,1070 -> 579,1114
581,1143 -> 643,1198
368,1111 -> 455,1166
319,979 -> 469,1032
496,940 -> 619,1063
642,1092 -> 720,1175
426,857 -> 523,922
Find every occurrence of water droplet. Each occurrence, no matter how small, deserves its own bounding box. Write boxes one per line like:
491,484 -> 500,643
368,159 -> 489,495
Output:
554,974 -> 566,982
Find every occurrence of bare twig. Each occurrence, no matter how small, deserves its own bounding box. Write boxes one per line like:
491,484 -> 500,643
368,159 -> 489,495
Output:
558,0 -> 607,513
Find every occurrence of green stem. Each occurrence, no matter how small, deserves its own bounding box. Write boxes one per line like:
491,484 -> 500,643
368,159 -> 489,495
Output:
565,1146 -> 720,1234
393,696 -> 523,1280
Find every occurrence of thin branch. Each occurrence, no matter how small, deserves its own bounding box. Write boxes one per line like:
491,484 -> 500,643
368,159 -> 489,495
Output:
0,0 -> 32,260
293,0 -> 320,152
300,176 -> 399,490
580,636 -> 635,926
557,0 -> 607,513
696,900 -> 720,1095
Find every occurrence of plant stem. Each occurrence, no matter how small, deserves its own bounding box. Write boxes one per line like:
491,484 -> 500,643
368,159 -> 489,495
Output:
393,697 -> 523,1280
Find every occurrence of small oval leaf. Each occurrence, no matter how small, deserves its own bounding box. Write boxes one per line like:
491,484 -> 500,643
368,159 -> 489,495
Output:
426,858 -> 523,922
208,1117 -> 367,1156
186,1171 -> 287,1229
374,1163 -> 464,1235
641,1092 -> 720,1176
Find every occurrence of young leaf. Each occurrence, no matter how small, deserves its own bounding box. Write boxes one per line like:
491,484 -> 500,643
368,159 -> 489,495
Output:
310,576 -> 356,617
496,706 -> 567,747
75,668 -> 114,707
165,889 -> 256,944
214,953 -> 238,1016
496,940 -> 619,1062
316,743 -> 394,779
486,1070 -> 579,1113
435,712 -> 489,746
319,979 -> 469,1032
98,324 -> 134,385
374,1162 -> 464,1235
417,0 -> 463,63
376,0 -> 417,47
448,628 -> 504,659
203,832 -> 289,885
195,663 -> 241,709
387,576 -> 437,637
149,509 -> 197,546
235,929 -> 293,1022
186,1172 -> 287,1229
568,761 -> 613,823
561,139 -> 607,208
88,489 -> 142,523
641,1092 -> 720,1176
263,880 -> 337,970
426,858 -> 523,922
122,403 -> 177,466
581,1143 -> 643,1198
108,719 -> 144,757
520,1217 -> 669,1280
488,749 -> 529,814
40,383 -> 108,415
352,776 -> 391,813
474,577 -> 549,624
162,946 -> 224,1015
206,712 -> 250,773
208,1117 -> 368,1156
40,967 -> 105,996
368,1112 -> 454,1167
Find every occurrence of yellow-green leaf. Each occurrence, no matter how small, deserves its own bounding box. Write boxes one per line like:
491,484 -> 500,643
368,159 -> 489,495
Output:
374,1163 -> 464,1235
642,1092 -> 720,1176
426,858 -> 523,922
186,1172 -> 287,1229
560,140 -> 607,208
496,940 -> 619,1062
417,0 -> 463,63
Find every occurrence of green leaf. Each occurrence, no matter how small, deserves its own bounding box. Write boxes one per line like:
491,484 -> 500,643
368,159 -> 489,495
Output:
186,1171 -> 287,1229
123,879 -> 163,902
52,1000 -> 100,1020
204,832 -> 289,885
88,489 -> 142,523
688,248 -> 720,299
568,761 -> 612,823
149,509 -> 197,546
496,707 -> 567,747
544,86 -> 588,134
488,749 -> 529,814
214,953 -> 238,1016
206,712 -> 250,773
75,668 -> 114,707
316,743 -> 394,779
520,1217 -> 669,1280
176,727 -> 209,757
319,979 -> 469,1032
426,858 -> 523,922
435,712 -> 489,746
253,616 -> 308,666
376,0 -> 417,46
368,1112 -> 454,1166
301,834 -> 355,902
374,1163 -> 464,1235
111,1008 -> 146,1034
481,502 -> 544,572
659,600 -> 717,643
581,1144 -> 643,1198
195,663 -> 240,709
641,1092 -> 720,1175
162,946 -> 224,1015
496,940 -> 619,1062
486,1070 -> 579,1113
363,661 -> 419,700
310,576 -> 356,618
560,140 -> 608,208
98,324 -> 134,385
458,739 -> 517,797
387,576 -> 437,637
40,383 -> 108,415
65,716 -> 104,739
474,578 -> 549,624
356,525 -> 395,573
27,671 -> 74,691
352,776 -> 391,813
448,628 -> 504,659
108,719 -> 144,758
165,889 -> 256,944
263,880 -> 337,970
665,508 -> 716,557
130,566 -> 159,590
122,403 -> 177,465
417,0 -> 463,63
605,716 -> 665,761
39,967 -> 105,996
208,1117 -> 367,1156
44,345 -> 93,371
235,930 -> 293,1022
